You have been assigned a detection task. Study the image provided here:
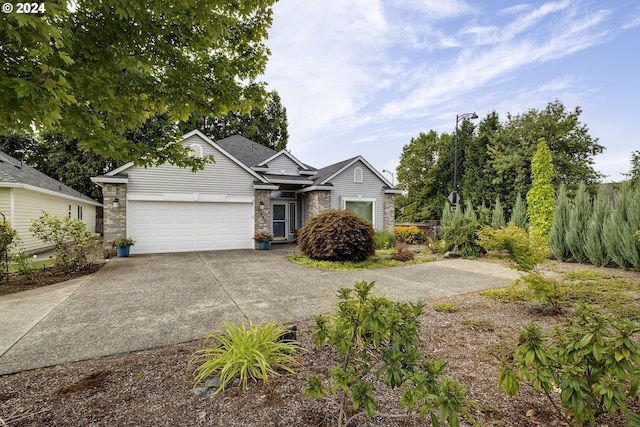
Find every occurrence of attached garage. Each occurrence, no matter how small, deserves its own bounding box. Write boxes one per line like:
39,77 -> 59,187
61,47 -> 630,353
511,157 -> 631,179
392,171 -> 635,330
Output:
128,201 -> 254,254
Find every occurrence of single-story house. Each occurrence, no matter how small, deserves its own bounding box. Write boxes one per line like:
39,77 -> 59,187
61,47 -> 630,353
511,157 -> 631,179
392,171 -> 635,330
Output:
0,151 -> 102,253
91,130 -> 400,254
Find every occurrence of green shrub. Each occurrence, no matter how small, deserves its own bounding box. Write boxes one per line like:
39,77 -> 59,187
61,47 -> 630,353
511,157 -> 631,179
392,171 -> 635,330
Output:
476,222 -> 544,271
566,182 -> 591,263
189,321 -> 303,394
391,242 -> 414,261
11,249 -> 36,280
510,192 -> 528,230
526,139 -> 555,239
548,185 -> 570,261
29,211 -> 99,273
499,305 -> 640,426
441,204 -> 484,258
522,272 -> 566,312
491,196 -> 506,229
394,225 -> 425,244
603,184 -> 640,268
306,281 -> 466,426
0,221 -> 18,251
584,186 -> 611,266
374,230 -> 396,249
297,209 -> 375,261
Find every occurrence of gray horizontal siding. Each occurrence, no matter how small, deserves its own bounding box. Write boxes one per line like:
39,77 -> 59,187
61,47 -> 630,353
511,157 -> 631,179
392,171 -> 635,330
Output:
126,135 -> 255,197
328,161 -> 386,230
265,155 -> 300,175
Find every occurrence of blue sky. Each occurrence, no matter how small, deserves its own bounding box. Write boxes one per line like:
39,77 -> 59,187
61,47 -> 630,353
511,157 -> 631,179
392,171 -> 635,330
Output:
263,0 -> 640,183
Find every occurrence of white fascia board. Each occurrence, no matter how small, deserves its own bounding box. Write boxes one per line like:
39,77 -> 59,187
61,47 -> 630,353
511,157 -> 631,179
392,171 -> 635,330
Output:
299,170 -> 318,176
0,183 -> 102,206
267,178 -> 314,185
91,176 -> 129,185
254,184 -> 279,190
320,156 -> 395,189
384,189 -> 403,194
297,185 -> 334,193
127,193 -> 253,203
257,150 -> 310,171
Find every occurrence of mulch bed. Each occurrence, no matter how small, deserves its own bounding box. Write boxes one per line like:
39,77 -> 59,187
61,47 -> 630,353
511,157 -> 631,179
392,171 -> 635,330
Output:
0,263 -> 104,296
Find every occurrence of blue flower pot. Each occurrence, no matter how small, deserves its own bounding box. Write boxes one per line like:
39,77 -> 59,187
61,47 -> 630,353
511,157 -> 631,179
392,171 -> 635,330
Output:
259,241 -> 270,250
116,245 -> 131,257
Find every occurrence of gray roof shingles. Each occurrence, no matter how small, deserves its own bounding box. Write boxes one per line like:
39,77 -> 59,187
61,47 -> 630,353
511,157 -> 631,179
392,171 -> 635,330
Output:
0,151 -> 99,204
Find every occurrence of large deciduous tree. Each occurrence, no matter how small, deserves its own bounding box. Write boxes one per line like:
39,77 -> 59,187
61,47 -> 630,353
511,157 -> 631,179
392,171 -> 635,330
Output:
180,91 -> 289,151
1,0 -> 277,170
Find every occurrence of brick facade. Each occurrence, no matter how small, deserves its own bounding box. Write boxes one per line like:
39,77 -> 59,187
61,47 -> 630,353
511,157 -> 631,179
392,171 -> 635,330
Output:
307,190 -> 331,218
383,193 -> 396,232
254,189 -> 271,235
102,183 -> 127,254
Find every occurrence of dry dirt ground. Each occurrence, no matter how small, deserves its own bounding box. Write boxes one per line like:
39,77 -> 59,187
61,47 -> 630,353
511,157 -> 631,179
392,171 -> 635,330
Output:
1,261 -> 640,426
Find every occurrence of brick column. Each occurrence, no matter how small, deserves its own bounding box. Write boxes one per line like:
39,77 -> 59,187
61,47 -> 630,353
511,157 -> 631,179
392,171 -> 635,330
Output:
307,190 -> 331,218
102,183 -> 127,254
383,193 -> 396,232
254,189 -> 271,233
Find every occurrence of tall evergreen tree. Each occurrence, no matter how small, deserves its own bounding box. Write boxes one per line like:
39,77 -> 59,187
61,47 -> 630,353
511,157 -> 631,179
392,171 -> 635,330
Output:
603,184 -> 640,268
584,186 -> 611,266
510,193 -> 528,230
565,182 -> 591,263
491,196 -> 506,228
459,114 -> 490,208
549,185 -> 571,261
527,139 -> 555,239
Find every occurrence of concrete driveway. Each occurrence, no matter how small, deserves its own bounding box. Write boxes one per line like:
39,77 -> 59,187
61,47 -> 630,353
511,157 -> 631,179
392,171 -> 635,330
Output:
0,245 -> 520,375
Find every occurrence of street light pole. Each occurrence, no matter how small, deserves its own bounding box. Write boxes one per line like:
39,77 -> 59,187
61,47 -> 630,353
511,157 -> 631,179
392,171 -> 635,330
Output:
451,112 -> 478,211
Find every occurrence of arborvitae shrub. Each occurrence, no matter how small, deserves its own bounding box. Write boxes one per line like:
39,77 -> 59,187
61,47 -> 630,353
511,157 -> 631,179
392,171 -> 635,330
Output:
491,196 -> 506,229
297,209 -> 375,261
526,139 -> 555,239
548,185 -> 571,261
511,193 -> 528,230
565,182 -> 591,263
584,186 -> 611,266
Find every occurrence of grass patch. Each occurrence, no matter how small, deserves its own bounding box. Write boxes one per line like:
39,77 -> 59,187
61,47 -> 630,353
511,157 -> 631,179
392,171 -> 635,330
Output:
434,302 -> 458,313
461,319 -> 495,332
8,258 -> 56,272
286,250 -> 435,271
482,269 -> 640,321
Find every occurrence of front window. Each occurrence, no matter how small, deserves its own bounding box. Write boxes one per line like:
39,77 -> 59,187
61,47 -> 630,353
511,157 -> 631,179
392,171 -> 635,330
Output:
345,200 -> 373,223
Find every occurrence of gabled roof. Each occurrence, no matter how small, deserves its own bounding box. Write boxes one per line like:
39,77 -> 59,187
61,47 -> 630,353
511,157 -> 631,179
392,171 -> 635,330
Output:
314,156 -> 395,189
216,134 -> 278,168
0,151 -> 101,205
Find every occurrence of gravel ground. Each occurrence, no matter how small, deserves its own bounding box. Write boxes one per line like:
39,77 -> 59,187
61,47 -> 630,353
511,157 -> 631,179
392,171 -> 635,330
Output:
1,261 -> 639,426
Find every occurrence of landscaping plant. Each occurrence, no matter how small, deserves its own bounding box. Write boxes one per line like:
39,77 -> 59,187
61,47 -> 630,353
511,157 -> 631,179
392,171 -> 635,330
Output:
490,196 -> 506,229
565,182 -> 591,263
0,221 -> 18,252
189,321 -> 303,394
510,193 -> 528,231
374,231 -> 396,249
391,242 -> 415,261
394,225 -> 425,244
297,209 -> 375,261
499,305 -> 640,426
526,138 -> 555,240
440,202 -> 484,258
584,186 -> 611,267
29,211 -> 99,273
305,281 -> 466,427
548,185 -> 571,261
476,222 -> 545,271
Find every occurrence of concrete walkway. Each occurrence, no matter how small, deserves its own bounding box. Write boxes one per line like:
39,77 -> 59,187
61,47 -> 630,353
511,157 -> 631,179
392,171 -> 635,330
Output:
0,245 -> 520,375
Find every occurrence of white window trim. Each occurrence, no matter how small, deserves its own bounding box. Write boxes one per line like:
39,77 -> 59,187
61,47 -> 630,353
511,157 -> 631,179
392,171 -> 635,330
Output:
342,197 -> 376,227
189,143 -> 204,158
354,167 -> 363,183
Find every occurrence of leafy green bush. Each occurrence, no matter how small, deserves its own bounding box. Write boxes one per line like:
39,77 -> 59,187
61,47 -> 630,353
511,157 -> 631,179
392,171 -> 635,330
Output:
189,321 -> 303,394
11,249 -> 36,280
476,222 -> 545,271
394,225 -> 425,244
521,272 -> 566,312
297,209 -> 375,261
0,221 -> 18,251
390,242 -> 414,262
526,138 -> 555,239
306,281 -> 466,426
499,305 -> 640,426
29,211 -> 100,273
374,231 -> 396,249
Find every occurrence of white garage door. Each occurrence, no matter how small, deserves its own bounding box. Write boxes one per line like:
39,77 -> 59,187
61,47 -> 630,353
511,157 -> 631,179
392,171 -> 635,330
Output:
128,201 -> 253,254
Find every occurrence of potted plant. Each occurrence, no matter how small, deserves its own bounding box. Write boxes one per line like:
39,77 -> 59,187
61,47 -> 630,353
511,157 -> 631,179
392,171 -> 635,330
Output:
253,231 -> 274,250
113,236 -> 136,257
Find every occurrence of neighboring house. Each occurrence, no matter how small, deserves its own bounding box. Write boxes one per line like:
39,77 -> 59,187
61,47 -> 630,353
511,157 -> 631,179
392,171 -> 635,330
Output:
91,130 -> 400,254
0,151 -> 102,253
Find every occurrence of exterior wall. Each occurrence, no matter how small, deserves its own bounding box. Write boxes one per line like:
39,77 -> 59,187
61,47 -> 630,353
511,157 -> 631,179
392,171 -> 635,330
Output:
264,154 -> 300,175
0,188 -> 10,222
9,188 -> 97,253
254,189 -> 271,235
327,160 -> 386,230
102,183 -> 127,253
307,190 -> 331,218
383,193 -> 396,232
126,134 -> 255,198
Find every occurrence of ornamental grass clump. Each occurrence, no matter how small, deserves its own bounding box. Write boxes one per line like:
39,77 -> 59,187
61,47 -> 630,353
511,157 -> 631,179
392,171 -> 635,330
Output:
189,321 -> 303,394
297,209 -> 375,261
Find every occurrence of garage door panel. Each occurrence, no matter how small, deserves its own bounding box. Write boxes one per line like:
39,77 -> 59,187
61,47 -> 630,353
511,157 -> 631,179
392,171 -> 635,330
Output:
128,201 -> 253,254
